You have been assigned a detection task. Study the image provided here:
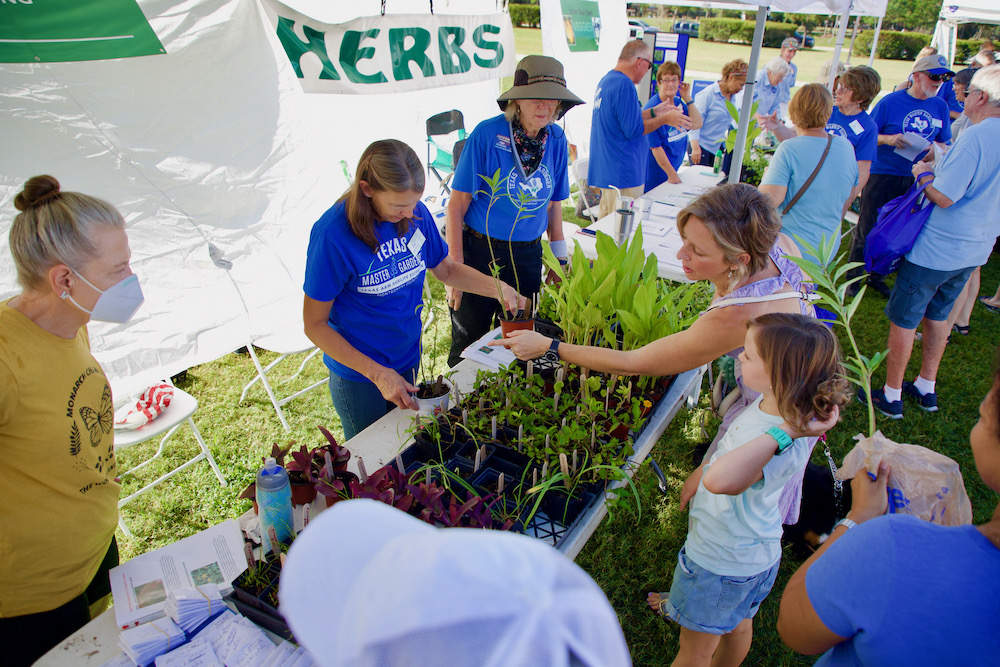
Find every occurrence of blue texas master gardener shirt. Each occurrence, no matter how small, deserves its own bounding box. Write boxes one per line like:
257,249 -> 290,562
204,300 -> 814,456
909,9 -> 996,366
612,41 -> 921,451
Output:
452,114 -> 569,242
303,200 -> 447,382
869,89 -> 951,176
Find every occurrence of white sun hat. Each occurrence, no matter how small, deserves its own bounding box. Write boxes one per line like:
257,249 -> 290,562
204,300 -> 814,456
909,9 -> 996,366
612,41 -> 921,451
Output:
278,499 -> 632,667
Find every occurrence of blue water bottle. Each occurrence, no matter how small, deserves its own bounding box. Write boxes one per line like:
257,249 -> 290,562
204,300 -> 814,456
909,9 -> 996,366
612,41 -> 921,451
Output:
256,457 -> 294,557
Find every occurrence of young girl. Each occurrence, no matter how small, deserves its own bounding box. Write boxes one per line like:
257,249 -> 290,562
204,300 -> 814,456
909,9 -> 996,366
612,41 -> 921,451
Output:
647,312 -> 851,666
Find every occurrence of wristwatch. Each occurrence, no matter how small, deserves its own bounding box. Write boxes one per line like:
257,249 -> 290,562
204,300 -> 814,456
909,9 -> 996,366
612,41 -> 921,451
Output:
834,517 -> 857,532
541,339 -> 560,364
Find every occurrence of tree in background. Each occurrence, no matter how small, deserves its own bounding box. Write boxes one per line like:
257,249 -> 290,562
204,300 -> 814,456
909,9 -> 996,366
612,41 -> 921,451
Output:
884,0 -> 941,32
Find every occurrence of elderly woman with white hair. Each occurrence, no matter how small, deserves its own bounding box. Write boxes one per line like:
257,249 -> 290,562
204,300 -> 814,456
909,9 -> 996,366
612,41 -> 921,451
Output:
445,55 -> 583,367
754,56 -> 794,120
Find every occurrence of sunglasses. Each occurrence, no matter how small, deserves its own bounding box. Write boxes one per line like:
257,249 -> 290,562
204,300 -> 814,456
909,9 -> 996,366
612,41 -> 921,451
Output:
925,71 -> 954,82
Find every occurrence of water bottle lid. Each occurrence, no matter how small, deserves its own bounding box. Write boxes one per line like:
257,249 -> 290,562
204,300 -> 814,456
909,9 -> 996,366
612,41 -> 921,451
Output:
263,457 -> 278,474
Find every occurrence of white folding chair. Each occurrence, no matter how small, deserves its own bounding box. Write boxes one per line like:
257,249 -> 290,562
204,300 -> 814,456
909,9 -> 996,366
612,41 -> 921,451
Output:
240,330 -> 326,432
570,158 -> 600,223
115,386 -> 227,538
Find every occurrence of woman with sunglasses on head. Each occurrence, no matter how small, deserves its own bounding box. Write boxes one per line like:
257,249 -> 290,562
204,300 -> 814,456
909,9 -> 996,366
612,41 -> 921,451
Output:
1,176 -> 144,666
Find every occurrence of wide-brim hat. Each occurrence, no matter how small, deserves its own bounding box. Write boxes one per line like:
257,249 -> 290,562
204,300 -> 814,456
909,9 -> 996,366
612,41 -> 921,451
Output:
497,55 -> 584,120
912,54 -> 955,76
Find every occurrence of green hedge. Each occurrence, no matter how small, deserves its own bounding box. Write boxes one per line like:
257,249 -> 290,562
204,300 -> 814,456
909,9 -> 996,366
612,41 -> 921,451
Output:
509,5 -> 540,28
700,18 -> 799,49
851,30 -> 982,63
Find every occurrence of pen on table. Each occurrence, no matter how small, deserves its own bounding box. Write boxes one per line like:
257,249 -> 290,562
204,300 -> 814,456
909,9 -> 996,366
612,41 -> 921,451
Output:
577,228 -> 597,236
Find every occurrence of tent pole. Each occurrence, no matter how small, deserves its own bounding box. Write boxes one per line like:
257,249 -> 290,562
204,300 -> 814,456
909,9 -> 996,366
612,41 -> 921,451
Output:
828,2 -> 851,91
728,4 -> 768,185
867,15 -> 883,68
846,16 -> 859,65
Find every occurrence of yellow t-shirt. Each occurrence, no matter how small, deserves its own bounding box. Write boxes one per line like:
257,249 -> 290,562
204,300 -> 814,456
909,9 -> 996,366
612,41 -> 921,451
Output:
0,301 -> 120,617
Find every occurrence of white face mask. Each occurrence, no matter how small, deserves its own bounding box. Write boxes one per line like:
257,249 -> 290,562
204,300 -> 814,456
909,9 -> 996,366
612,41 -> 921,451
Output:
63,269 -> 144,323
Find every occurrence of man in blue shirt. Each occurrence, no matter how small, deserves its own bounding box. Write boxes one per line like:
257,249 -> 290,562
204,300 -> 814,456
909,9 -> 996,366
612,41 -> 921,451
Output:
776,37 -> 799,115
589,40 -> 692,217
847,54 -> 953,298
865,65 -> 1000,418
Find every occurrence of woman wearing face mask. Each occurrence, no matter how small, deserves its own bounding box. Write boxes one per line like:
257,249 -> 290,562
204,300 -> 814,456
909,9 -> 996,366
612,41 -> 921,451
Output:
1,175 -> 143,666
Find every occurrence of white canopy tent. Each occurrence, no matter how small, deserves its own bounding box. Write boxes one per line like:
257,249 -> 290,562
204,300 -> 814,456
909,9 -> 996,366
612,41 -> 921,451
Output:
0,0 -> 510,397
540,0 -> 886,183
932,0 -> 1000,69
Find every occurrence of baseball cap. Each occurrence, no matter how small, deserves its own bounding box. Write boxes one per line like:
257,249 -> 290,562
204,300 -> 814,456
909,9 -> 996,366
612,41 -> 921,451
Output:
781,37 -> 800,50
912,54 -> 955,76
278,499 -> 633,667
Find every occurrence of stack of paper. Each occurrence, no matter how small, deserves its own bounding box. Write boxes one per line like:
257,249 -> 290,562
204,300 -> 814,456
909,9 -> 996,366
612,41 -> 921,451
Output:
119,618 -> 185,667
154,639 -> 222,666
164,584 -> 223,633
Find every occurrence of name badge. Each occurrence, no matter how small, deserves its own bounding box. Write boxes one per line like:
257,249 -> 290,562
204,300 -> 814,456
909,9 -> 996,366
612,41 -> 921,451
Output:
495,134 -> 512,152
931,118 -> 942,128
849,120 -> 864,135
407,229 -> 426,257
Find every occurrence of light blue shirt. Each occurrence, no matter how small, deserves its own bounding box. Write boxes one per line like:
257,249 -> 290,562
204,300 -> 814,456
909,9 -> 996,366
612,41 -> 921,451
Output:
907,117 -> 1000,271
691,82 -> 743,156
760,134 -> 858,261
753,68 -> 782,117
778,61 -> 797,107
685,397 -> 812,576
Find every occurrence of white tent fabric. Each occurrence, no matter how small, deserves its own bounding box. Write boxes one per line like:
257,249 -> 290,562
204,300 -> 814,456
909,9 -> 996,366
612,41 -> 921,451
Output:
0,0 -> 506,398
933,0 -> 1000,68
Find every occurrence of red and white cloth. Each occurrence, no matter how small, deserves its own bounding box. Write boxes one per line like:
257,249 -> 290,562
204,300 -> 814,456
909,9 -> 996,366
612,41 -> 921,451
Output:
114,383 -> 173,431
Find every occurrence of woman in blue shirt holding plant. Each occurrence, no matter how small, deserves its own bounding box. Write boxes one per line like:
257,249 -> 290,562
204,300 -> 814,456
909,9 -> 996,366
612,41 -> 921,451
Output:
445,56 -> 583,367
303,140 -> 523,439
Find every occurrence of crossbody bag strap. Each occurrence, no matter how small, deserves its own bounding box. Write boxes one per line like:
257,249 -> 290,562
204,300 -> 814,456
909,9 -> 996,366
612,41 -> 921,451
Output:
781,134 -> 833,217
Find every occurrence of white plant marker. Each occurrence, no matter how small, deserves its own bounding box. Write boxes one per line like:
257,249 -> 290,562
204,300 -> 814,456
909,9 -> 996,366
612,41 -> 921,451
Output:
559,453 -> 571,489
491,416 -> 497,440
395,453 -> 404,473
498,472 -> 506,494
474,446 -> 483,473
527,360 -> 534,377
358,457 -> 368,484
572,449 -> 578,474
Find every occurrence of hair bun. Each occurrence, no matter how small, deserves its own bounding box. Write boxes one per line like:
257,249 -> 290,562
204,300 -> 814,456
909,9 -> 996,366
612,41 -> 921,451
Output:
14,175 -> 62,212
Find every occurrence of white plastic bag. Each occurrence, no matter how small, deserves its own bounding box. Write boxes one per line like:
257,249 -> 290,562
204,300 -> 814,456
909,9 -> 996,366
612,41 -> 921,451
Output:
838,430 -> 972,526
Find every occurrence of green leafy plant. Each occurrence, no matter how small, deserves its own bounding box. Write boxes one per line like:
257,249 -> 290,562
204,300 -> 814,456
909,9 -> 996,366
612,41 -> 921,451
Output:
725,99 -> 762,169
789,236 -> 886,438
477,167 -> 533,320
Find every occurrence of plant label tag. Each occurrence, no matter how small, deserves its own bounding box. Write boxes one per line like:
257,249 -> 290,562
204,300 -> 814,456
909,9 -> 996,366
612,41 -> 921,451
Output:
849,119 -> 864,135
407,229 -> 426,257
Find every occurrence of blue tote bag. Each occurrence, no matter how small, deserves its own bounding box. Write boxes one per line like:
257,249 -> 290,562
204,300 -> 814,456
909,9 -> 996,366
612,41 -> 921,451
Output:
865,176 -> 935,275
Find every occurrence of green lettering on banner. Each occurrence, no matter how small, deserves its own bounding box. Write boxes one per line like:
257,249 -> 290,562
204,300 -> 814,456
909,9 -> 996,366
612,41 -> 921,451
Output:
437,26 -> 471,76
0,0 -> 164,63
388,27 -> 434,81
276,17 -> 340,80
340,29 -> 387,84
472,24 -> 503,68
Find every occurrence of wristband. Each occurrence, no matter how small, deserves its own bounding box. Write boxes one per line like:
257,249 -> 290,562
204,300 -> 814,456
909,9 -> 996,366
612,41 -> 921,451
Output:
650,106 -> 656,119
834,517 -> 857,532
549,240 -> 568,262
766,426 -> 794,454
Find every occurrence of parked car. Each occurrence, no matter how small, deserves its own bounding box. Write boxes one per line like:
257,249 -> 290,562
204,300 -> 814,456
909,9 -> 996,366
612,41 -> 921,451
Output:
673,21 -> 700,38
629,18 -> 659,38
794,30 -> 815,48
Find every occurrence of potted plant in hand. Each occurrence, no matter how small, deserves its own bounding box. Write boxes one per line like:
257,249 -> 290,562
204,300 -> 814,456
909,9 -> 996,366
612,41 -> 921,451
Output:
412,300 -> 452,414
479,167 -> 535,335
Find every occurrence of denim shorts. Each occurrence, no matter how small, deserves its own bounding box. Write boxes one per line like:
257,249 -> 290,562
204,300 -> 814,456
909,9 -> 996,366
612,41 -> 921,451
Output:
662,547 -> 780,635
885,259 -> 975,329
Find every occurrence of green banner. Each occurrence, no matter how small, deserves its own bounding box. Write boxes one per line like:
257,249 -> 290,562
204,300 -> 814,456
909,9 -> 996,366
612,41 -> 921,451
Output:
0,0 -> 164,64
560,0 -> 600,53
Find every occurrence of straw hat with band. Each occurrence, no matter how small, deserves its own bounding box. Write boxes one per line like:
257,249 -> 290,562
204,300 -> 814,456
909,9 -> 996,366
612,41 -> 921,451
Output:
497,55 -> 584,120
